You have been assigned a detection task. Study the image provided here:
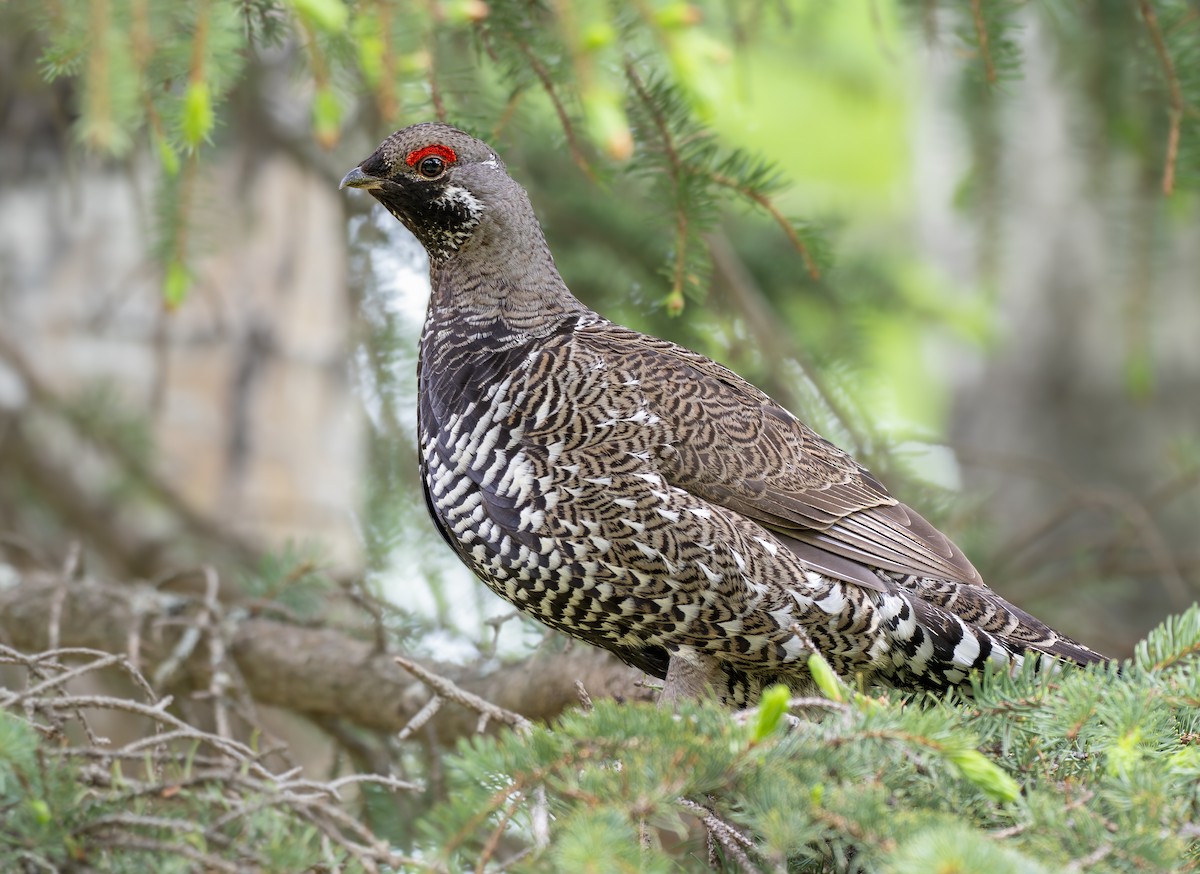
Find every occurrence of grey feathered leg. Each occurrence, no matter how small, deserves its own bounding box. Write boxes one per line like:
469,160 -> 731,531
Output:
658,651 -> 722,708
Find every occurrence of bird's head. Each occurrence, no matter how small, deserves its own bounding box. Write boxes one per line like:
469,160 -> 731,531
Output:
341,123 -> 514,264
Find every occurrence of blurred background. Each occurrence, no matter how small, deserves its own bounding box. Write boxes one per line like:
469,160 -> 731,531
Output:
1,0 -> 1198,669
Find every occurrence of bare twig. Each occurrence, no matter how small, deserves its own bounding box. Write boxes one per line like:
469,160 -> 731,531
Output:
397,693 -> 445,742
30,695 -> 269,766
99,837 -> 243,874
1066,842 -> 1114,873
198,566 -> 232,738
531,784 -> 550,850
678,797 -> 763,873
395,654 -> 533,734
323,772 -> 422,795
0,651 -> 126,707
480,608 -> 522,658
732,696 -> 852,727
574,679 -> 593,711
341,576 -> 391,655
47,572 -> 69,651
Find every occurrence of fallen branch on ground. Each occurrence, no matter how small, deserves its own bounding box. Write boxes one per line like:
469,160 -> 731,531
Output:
0,571 -> 653,746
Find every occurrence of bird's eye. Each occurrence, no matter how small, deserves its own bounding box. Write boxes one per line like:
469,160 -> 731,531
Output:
405,144 -> 457,177
418,156 -> 445,178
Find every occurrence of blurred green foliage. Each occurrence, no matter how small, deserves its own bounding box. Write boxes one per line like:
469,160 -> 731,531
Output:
7,0 -> 1196,463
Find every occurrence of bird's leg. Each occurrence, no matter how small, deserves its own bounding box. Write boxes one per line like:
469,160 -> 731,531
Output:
658,650 -> 722,709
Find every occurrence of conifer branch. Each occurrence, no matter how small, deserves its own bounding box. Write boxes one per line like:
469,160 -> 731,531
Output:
677,798 -> 763,872
375,1 -> 400,121
707,170 -> 821,281
1136,0 -> 1185,195
506,36 -> 596,182
421,0 -> 448,123
970,0 -> 997,85
491,87 -> 525,141
707,231 -> 868,456
477,794 -> 523,871
626,62 -> 690,309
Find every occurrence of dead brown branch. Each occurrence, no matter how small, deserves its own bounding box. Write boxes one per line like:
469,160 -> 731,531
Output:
0,571 -> 652,746
395,654 -> 533,735
0,642 -> 420,873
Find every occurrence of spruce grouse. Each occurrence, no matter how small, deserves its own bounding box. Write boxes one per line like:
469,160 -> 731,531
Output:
341,123 -> 1107,705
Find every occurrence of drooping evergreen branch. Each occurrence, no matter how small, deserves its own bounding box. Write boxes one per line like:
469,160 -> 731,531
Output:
475,1 -> 599,179
420,0 -> 448,122
489,86 -> 525,141
511,37 -> 597,181
626,62 -> 691,310
970,0 -> 997,85
366,0 -> 400,121
706,232 -> 869,457
1136,0 -> 1185,194
707,169 -> 821,281
625,63 -> 824,298
953,0 -> 1023,89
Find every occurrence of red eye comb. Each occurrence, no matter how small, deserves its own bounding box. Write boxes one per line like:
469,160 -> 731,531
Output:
405,145 -> 457,167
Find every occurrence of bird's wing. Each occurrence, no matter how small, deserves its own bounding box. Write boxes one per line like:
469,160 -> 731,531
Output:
578,326 -> 984,591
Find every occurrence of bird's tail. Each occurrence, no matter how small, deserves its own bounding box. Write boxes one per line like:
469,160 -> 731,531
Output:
875,577 -> 1109,691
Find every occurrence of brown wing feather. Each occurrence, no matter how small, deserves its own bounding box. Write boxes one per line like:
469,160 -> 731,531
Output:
582,327 -> 983,588
791,503 -> 983,585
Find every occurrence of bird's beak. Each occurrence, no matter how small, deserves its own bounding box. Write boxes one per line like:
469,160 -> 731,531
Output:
340,167 -> 383,191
